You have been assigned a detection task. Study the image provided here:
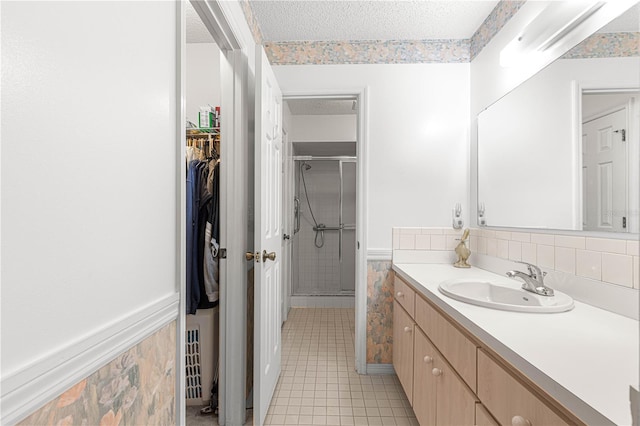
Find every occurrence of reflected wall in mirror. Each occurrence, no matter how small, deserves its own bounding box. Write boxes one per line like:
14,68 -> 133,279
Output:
478,4 -> 640,233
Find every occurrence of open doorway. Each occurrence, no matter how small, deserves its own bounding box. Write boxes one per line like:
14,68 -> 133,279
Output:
279,96 -> 362,384
184,1 -> 223,422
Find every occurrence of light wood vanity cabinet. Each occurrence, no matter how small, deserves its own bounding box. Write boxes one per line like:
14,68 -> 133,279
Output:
476,403 -> 500,426
414,327 -> 477,425
393,298 -> 415,404
478,349 -> 571,426
395,276 -> 416,317
393,275 -> 579,426
415,294 -> 477,390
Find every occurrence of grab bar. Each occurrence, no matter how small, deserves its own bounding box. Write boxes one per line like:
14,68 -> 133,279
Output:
294,197 -> 300,234
313,224 -> 344,232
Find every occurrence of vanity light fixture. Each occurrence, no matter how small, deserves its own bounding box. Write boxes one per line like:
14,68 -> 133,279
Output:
499,0 -> 634,68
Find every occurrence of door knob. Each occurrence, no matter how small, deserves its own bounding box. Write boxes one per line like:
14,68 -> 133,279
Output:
403,326 -> 412,333
262,250 -> 276,262
423,356 -> 433,363
245,252 -> 260,262
431,368 -> 442,377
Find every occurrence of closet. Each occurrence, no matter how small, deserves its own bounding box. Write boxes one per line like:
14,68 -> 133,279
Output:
184,7 -> 223,418
185,3 -> 254,423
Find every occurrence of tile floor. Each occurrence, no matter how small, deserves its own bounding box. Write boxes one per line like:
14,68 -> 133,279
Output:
265,308 -> 417,426
187,307 -> 417,425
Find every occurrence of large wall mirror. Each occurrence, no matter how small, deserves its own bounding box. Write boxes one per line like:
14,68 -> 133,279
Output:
478,3 -> 640,234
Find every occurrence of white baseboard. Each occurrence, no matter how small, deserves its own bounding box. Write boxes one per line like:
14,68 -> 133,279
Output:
365,364 -> 395,375
1,293 -> 180,425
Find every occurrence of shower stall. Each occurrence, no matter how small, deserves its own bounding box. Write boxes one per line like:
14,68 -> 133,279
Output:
292,156 -> 356,297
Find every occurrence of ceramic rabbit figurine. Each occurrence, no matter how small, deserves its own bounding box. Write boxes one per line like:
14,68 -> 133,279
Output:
454,228 -> 471,268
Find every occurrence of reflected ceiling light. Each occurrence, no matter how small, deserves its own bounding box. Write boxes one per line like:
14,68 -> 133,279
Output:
500,1 -> 605,67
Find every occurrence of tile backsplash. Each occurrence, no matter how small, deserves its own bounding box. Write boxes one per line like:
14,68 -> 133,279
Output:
392,227 -> 638,290
391,227 -> 638,319
468,229 -> 639,289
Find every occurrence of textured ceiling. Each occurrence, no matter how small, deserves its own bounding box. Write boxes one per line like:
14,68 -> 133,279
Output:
287,99 -> 357,115
187,1 -> 215,43
598,3 -> 640,33
249,1 -> 500,42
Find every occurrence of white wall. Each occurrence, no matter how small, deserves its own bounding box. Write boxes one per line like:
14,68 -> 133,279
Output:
2,0 -> 177,380
274,64 -> 471,250
291,114 -> 357,142
186,43 -> 221,126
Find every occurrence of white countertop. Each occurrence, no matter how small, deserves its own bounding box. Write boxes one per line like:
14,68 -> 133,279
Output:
392,263 -> 639,426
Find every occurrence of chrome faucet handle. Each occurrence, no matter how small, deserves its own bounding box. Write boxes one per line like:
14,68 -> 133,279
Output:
514,261 -> 545,282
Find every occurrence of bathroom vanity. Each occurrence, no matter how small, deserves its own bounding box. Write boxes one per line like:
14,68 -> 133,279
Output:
391,263 -> 638,426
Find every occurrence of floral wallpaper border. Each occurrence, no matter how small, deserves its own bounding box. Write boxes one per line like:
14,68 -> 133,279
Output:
562,32 -> 640,59
264,39 -> 470,65
247,0 -> 524,66
239,0 -> 264,45
470,0 -> 526,61
366,260 -> 394,364
18,321 -> 176,426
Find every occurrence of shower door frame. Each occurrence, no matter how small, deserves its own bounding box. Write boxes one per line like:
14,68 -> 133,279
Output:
293,156 -> 357,296
283,89 -> 368,375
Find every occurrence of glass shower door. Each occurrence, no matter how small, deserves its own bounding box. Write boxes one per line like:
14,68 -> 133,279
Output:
292,158 -> 356,296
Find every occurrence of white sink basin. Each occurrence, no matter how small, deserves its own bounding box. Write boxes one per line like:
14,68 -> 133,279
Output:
438,279 -> 574,313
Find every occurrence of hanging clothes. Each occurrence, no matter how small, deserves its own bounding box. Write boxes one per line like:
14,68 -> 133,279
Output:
186,159 -> 202,315
203,161 -> 220,304
185,144 -> 220,314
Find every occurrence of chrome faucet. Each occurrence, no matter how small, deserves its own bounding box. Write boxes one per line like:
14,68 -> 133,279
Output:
506,261 -> 554,296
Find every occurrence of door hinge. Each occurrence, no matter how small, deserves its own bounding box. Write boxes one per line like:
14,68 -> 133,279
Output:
623,217 -> 627,229
220,248 -> 227,259
614,129 -> 626,142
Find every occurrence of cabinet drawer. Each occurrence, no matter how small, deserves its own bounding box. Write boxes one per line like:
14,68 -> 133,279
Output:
415,295 -> 477,391
478,349 -> 570,426
394,276 -> 415,317
476,403 -> 499,426
393,299 -> 415,404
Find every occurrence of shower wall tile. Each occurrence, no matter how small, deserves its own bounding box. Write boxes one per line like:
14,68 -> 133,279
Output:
18,321 -> 176,426
366,260 -> 394,364
294,162 -> 344,295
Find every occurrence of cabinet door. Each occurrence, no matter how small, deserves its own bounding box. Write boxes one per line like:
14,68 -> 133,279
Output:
434,353 -> 478,426
478,349 -> 570,426
413,328 -> 437,426
393,300 -> 415,404
416,295 -> 477,391
476,403 -> 499,426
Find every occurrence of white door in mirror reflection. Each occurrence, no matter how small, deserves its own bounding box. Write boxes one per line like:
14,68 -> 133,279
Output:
583,107 -> 627,232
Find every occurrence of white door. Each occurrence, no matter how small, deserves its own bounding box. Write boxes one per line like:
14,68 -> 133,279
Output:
254,46 -> 283,426
583,107 -> 628,232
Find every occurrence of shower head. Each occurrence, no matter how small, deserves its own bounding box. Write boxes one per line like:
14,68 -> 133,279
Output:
302,162 -> 312,171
